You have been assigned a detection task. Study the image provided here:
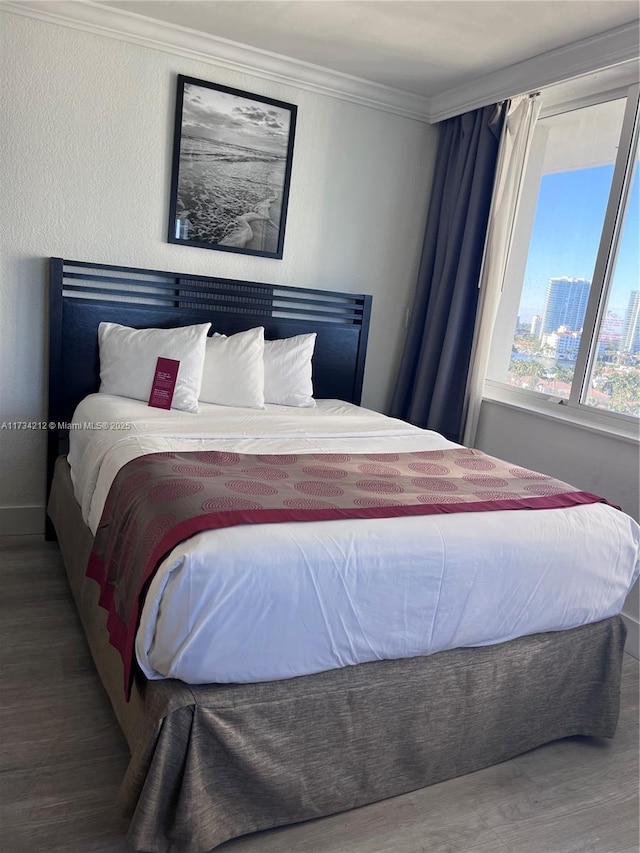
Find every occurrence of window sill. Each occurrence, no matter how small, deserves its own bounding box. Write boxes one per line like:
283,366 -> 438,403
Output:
482,381 -> 640,446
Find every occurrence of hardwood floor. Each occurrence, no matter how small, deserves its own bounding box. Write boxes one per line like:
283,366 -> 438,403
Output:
1,534 -> 638,853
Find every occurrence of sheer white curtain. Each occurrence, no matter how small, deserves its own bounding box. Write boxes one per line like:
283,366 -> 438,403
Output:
462,93 -> 541,447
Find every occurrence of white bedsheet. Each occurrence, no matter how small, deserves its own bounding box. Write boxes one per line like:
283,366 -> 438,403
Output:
68,394 -> 640,685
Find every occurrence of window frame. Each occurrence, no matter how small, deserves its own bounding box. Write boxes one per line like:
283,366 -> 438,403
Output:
484,79 -> 640,435
573,82 -> 640,409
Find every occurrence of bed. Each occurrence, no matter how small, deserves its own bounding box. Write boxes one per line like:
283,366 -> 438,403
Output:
46,258 -> 639,853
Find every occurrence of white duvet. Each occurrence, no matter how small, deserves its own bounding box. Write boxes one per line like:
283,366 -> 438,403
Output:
68,394 -> 640,685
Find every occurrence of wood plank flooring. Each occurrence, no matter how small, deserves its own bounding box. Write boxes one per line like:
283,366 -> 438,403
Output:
1,535 -> 638,853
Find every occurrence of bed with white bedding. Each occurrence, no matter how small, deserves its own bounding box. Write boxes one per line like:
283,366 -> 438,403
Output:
46,258 -> 639,853
69,393 -> 638,689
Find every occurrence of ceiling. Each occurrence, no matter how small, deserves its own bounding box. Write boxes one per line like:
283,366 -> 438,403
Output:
100,1 -> 639,99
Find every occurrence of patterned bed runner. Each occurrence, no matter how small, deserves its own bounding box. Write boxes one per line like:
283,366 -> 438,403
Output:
85,447 -> 610,697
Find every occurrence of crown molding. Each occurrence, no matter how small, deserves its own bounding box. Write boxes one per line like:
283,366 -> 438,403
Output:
0,0 -> 432,122
2,1 -> 638,124
429,20 -> 640,122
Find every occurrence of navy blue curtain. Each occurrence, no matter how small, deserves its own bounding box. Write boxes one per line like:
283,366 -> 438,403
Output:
390,103 -> 505,443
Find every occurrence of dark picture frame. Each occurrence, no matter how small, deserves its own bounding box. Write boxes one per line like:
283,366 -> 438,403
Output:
167,75 -> 297,259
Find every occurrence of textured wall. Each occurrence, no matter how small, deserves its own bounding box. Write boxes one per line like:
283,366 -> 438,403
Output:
0,11 -> 437,527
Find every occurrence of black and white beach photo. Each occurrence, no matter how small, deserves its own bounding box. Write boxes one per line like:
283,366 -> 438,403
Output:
168,75 -> 297,258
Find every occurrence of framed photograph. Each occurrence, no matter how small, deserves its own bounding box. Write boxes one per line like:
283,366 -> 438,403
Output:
167,75 -> 297,259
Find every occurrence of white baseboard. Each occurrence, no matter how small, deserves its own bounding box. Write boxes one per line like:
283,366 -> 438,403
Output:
621,613 -> 639,660
0,505 -> 45,536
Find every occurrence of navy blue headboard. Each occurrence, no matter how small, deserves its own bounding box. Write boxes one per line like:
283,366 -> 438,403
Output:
47,257 -> 372,507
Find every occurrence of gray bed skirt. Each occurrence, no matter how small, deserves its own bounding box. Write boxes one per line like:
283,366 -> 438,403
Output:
48,455 -> 627,853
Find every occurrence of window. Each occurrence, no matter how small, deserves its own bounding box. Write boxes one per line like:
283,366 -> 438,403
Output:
585,143 -> 639,415
486,82 -> 640,424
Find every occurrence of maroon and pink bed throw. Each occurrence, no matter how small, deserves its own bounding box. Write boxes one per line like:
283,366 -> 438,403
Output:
85,447 -> 611,697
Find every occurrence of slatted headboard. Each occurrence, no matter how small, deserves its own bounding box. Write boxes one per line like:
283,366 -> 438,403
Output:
46,257 -> 372,509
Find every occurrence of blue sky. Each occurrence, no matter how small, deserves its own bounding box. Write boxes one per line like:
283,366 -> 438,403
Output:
519,164 -> 639,323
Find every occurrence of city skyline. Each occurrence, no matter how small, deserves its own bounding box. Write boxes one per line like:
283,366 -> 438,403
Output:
526,282 -> 640,360
518,163 -> 639,324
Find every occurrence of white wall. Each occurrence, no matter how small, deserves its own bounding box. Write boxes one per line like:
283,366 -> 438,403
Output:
0,11 -> 437,533
475,400 -> 640,656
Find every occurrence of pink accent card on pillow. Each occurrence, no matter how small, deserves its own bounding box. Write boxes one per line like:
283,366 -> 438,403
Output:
148,357 -> 180,409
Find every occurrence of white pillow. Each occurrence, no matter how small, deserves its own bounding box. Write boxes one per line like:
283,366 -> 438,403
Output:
264,333 -> 316,407
98,322 -> 211,413
199,327 -> 265,408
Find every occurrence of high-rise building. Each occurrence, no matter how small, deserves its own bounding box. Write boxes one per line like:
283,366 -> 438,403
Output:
540,277 -> 590,338
622,291 -> 640,353
530,314 -> 542,339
